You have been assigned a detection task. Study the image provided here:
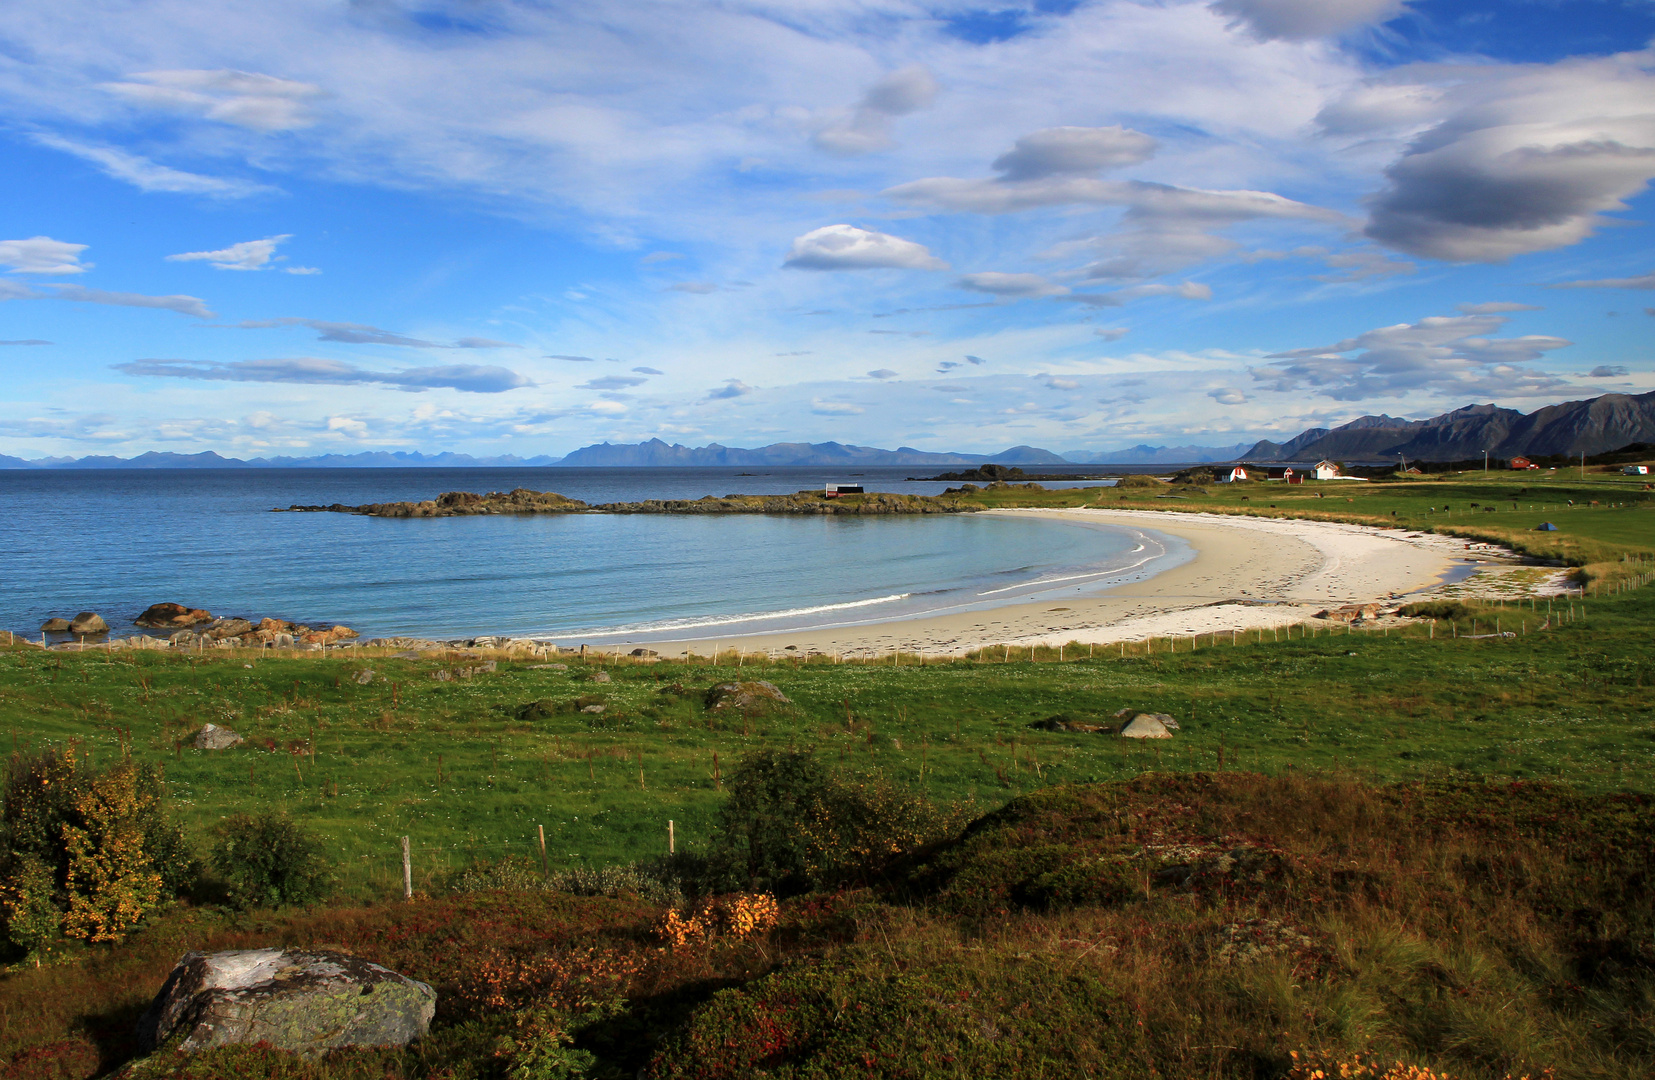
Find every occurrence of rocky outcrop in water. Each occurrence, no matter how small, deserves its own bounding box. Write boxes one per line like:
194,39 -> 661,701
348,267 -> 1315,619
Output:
280,487 -> 980,518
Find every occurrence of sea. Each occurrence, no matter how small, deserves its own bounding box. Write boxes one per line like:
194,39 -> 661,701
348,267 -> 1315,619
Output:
0,467 -> 1193,645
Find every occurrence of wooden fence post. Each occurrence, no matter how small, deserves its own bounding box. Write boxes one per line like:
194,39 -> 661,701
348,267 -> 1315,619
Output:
401,836 -> 412,900
538,824 -> 547,875
668,820 -> 675,855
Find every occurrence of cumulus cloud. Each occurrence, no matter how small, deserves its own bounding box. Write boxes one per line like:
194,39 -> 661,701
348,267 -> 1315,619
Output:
31,134 -> 273,198
232,317 -> 510,348
991,126 -> 1157,181
1208,387 -> 1249,404
956,272 -> 1068,298
1589,365 -> 1630,377
102,68 -> 324,131
1211,0 -> 1408,41
167,235 -> 291,270
706,379 -> 754,399
783,225 -> 948,271
813,65 -> 938,156
113,357 -> 534,393
578,375 -> 648,390
867,368 -> 899,379
1458,302 -> 1543,314
1256,313 -> 1574,400
0,236 -> 90,275
51,285 -> 213,318
1546,270 -> 1655,290
1362,54 -> 1655,262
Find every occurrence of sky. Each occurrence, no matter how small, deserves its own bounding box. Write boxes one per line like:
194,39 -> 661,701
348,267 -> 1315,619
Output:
1,0 -> 1653,460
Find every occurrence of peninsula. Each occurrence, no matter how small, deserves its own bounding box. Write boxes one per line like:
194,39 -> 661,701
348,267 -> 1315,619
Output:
278,486 -> 982,517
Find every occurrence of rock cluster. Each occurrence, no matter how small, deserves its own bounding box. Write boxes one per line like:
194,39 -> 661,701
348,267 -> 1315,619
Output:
136,948 -> 435,1056
705,681 -> 791,712
284,487 -> 978,518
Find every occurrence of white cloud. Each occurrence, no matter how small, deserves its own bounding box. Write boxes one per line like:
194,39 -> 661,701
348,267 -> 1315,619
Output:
1208,386 -> 1249,404
633,366 -> 664,374
813,65 -> 938,156
1362,53 -> 1655,262
49,285 -> 213,318
956,272 -> 1067,298
1257,313 -> 1574,400
867,368 -> 898,379
1589,365 -> 1630,377
1546,271 -> 1655,290
1211,0 -> 1409,42
706,379 -> 755,399
782,225 -> 948,271
810,397 -> 864,414
0,236 -> 89,275
1457,302 -> 1542,314
1061,281 -> 1213,307
578,375 -> 649,390
991,126 -> 1158,180
102,68 -> 323,131
167,235 -> 291,270
31,134 -> 273,198
231,317 -> 511,348
284,266 -> 322,275
114,357 -> 535,393
1094,327 -> 1130,341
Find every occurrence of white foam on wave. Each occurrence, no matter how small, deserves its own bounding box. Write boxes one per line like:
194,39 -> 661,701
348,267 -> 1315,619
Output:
551,592 -> 912,639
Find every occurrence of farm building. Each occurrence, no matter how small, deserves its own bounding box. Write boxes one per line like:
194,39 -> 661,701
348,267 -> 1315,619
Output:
1266,466 -> 1301,484
1509,457 -> 1536,469
1219,466 -> 1250,483
824,483 -> 864,498
1623,465 -> 1650,475
1313,460 -> 1342,480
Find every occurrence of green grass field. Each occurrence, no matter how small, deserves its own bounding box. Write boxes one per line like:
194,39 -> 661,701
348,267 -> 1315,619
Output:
3,465 -> 1650,899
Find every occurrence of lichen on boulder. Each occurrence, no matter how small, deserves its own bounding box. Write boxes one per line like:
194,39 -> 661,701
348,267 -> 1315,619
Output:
135,948 -> 436,1057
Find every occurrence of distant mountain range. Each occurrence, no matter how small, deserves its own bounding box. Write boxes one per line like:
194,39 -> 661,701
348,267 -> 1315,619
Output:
1240,391 -> 1655,463
2,392 -> 1649,469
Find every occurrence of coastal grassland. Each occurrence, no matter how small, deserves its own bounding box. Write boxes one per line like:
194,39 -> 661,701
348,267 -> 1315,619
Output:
961,469 -> 1655,586
2,773 -> 1650,1079
0,583 -> 1650,899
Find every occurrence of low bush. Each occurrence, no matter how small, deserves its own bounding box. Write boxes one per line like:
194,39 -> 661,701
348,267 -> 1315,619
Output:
1115,473 -> 1164,489
209,811 -> 331,910
709,750 -> 964,895
1400,600 -> 1473,619
0,747 -> 195,954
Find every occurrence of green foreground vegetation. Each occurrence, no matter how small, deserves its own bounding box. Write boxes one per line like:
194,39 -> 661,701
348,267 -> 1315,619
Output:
0,468 -> 1651,1078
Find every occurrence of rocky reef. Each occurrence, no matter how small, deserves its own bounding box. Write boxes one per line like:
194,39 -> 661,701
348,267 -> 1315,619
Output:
279,487 -> 979,517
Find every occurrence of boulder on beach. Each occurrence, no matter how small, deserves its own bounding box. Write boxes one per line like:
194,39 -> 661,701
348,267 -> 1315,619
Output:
68,612 -> 108,635
193,723 -> 244,750
202,617 -> 256,641
40,617 -> 71,632
135,603 -> 214,629
135,948 -> 436,1056
630,648 -> 659,657
706,681 -> 791,712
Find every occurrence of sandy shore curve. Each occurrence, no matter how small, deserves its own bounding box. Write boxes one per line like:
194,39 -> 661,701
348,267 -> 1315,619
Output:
639,508 -> 1491,658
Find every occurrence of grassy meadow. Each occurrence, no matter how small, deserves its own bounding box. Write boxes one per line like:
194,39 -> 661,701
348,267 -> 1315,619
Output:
0,466 -> 1652,1078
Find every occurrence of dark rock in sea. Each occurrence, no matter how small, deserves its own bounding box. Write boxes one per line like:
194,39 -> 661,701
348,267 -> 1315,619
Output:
40,617 -> 71,632
135,948 -> 435,1055
193,723 -> 244,750
135,602 -> 214,628
67,612 -> 108,635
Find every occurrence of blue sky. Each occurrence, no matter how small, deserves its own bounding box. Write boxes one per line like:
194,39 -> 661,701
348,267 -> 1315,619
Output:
1,0 -> 1652,459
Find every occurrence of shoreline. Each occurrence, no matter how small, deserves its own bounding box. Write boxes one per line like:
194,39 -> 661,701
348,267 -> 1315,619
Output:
628,509 -> 1509,658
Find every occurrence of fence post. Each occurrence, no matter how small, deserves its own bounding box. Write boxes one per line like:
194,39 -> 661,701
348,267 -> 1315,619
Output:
401,836 -> 412,900
538,824 -> 547,875
668,819 -> 675,855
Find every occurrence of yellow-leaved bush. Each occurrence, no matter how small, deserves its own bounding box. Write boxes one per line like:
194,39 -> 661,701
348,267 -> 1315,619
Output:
0,746 -> 195,954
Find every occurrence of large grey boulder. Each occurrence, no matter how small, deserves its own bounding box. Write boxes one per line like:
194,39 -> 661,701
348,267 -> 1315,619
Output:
68,612 -> 109,634
1119,713 -> 1173,739
706,681 -> 790,712
136,948 -> 436,1055
193,724 -> 244,750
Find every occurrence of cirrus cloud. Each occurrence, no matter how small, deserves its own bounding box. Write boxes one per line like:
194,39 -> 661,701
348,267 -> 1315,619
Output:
113,357 -> 534,393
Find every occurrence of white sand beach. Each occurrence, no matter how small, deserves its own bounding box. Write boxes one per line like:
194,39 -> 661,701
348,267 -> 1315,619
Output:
636,508 -> 1509,659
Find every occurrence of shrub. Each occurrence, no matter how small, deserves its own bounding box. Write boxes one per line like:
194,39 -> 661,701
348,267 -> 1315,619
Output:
710,750 -> 963,895
1115,473 -> 1163,489
209,812 -> 330,909
0,747 -> 193,952
1399,600 -> 1472,620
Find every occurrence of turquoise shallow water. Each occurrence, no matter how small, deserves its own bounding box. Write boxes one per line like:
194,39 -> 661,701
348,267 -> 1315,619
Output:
0,467 -> 1183,642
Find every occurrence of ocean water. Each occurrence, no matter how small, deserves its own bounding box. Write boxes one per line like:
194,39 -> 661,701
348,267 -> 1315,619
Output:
0,467 -> 1186,644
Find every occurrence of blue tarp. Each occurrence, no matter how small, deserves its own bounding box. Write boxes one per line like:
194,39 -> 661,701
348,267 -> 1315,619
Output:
1535,522 -> 1558,531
